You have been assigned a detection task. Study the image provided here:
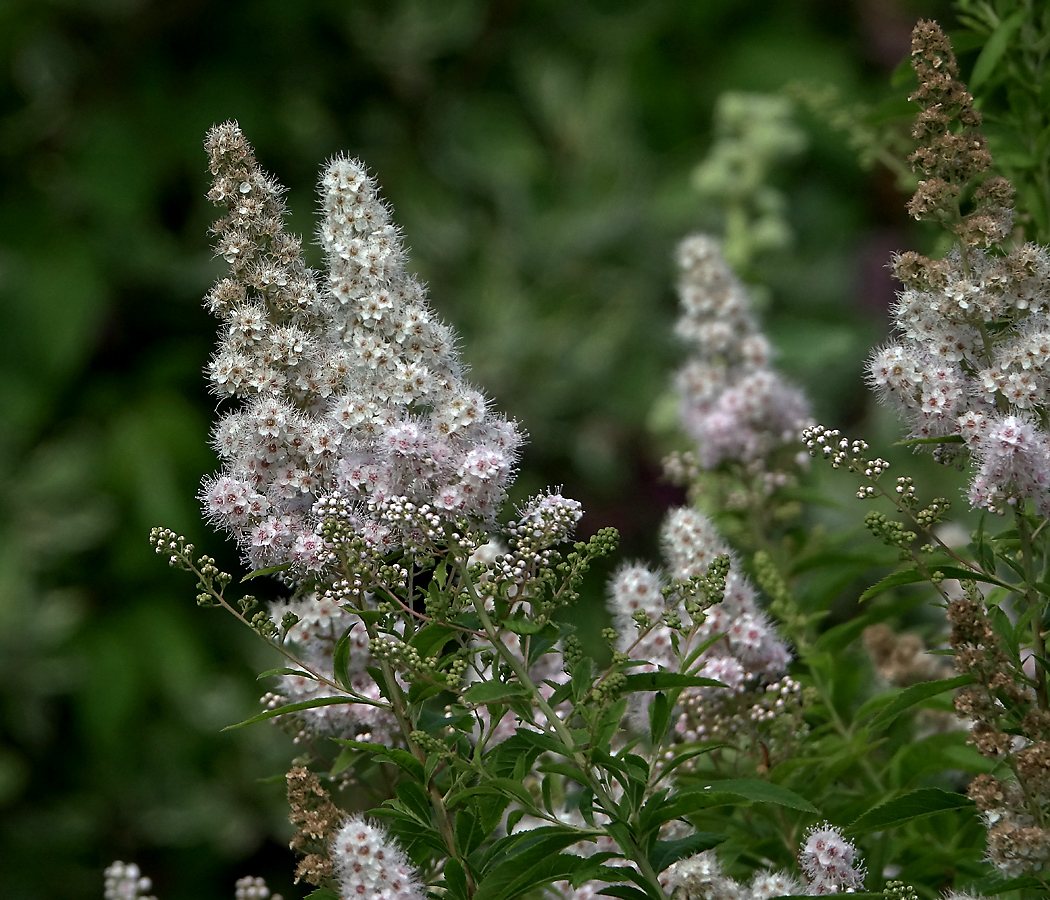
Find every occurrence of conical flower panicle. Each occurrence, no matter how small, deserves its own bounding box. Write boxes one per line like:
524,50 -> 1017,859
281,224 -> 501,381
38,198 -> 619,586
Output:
199,122 -> 523,571
673,235 -> 809,474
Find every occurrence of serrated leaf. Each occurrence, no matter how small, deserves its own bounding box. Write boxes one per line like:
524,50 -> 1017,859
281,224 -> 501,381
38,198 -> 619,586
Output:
223,694 -> 354,729
571,657 -> 594,703
241,562 -> 293,582
867,674 -> 975,733
970,9 -> 1026,89
705,779 -> 818,813
649,833 -> 725,873
859,568 -> 923,602
622,672 -> 724,692
463,679 -> 532,704
303,889 -> 341,900
847,787 -> 972,833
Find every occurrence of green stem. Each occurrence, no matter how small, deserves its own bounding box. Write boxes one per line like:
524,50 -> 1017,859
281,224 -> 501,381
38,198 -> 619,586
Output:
459,560 -> 669,900
1015,505 -> 1048,710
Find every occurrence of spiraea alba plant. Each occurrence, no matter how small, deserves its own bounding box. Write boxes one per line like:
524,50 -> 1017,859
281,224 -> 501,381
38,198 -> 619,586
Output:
128,10 -> 1050,900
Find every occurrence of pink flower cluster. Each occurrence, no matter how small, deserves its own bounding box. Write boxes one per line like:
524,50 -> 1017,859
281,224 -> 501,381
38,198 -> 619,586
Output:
199,122 -> 522,571
867,243 -> 1050,514
673,235 -> 809,472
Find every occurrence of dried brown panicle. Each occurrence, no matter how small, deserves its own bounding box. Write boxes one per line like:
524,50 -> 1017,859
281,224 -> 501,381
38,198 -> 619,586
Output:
287,765 -> 343,885
906,21 -> 1014,246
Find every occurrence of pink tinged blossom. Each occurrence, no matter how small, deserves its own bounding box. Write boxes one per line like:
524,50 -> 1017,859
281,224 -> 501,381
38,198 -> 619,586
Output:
609,564 -> 665,624
799,824 -> 865,894
331,816 -> 426,900
697,654 -> 746,692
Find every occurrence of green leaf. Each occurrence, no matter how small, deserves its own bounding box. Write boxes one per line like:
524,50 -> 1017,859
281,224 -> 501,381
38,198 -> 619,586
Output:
409,622 -> 458,658
571,657 -> 594,703
503,614 -> 551,635
447,777 -> 537,812
933,565 -> 1010,590
649,691 -> 672,746
859,568 -> 923,603
332,626 -> 355,692
475,827 -> 595,900
704,779 -> 818,813
223,695 -> 355,729
866,674 -> 975,733
443,858 -> 469,900
649,833 -> 725,873
394,780 -> 433,825
847,787 -> 973,833
653,744 -> 727,784
241,562 -> 293,582
333,739 -> 425,782
303,890 -> 341,900
538,762 -> 591,786
622,672 -> 724,692
642,778 -> 816,830
970,9 -> 1027,89
463,679 -> 532,704
599,886 -> 653,900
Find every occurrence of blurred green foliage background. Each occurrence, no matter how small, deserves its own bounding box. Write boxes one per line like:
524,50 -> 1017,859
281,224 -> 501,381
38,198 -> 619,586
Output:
0,1 -> 958,898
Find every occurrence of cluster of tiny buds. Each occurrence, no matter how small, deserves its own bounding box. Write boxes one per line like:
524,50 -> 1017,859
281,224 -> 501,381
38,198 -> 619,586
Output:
803,425 -> 889,495
103,862 -> 156,900
322,576 -> 367,604
748,676 -> 804,724
233,876 -> 281,900
149,526 -> 193,566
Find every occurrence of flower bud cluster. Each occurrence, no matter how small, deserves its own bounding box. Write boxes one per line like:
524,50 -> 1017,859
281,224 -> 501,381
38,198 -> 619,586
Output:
200,122 -> 523,572
234,876 -> 280,900
673,235 -> 809,474
330,815 -> 426,900
608,507 -> 792,734
103,862 -> 156,900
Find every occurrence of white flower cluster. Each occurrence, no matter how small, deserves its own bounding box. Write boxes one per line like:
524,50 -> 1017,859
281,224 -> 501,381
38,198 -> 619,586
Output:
657,827 -> 863,900
673,235 -> 809,472
608,507 -> 791,730
199,122 -> 522,570
331,815 -> 426,900
867,244 -> 1050,514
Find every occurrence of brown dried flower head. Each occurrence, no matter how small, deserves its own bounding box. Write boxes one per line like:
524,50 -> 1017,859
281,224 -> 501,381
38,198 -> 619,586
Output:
906,20 -> 1014,246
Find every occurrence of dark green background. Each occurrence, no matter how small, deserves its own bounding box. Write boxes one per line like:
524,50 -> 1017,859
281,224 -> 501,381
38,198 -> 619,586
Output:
0,1 -> 950,898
